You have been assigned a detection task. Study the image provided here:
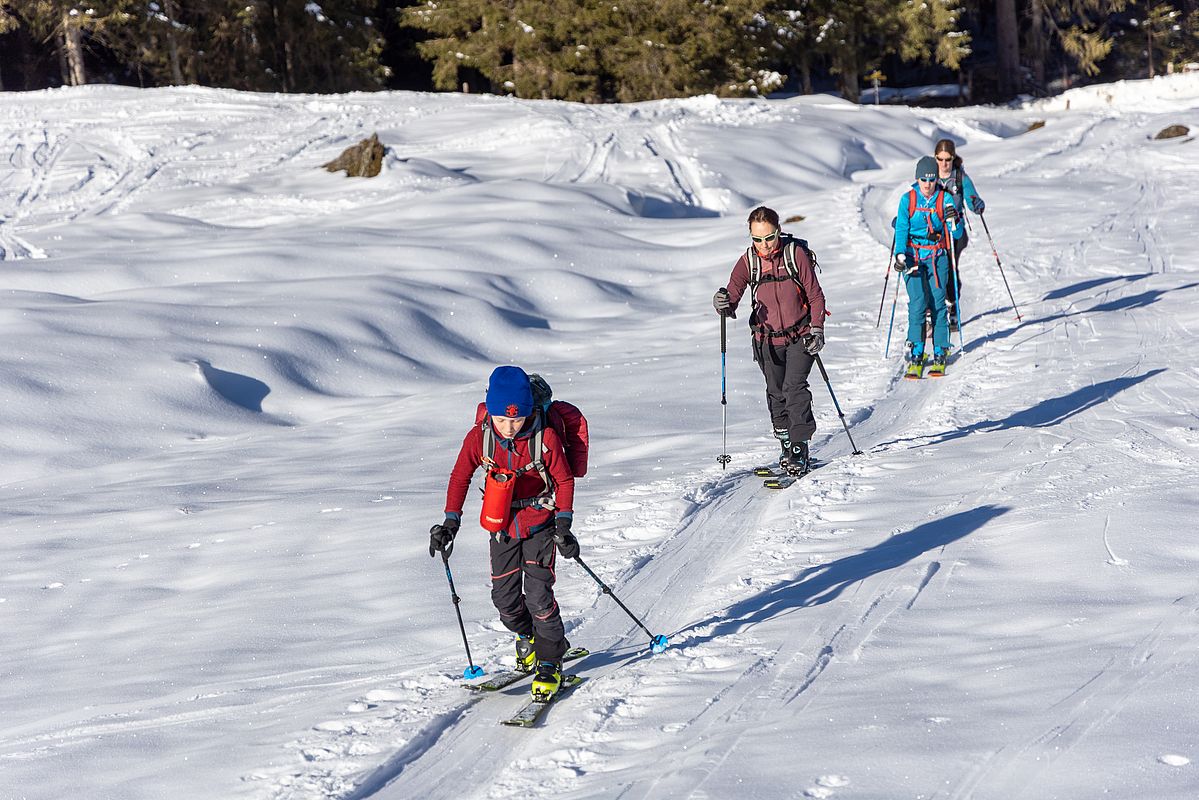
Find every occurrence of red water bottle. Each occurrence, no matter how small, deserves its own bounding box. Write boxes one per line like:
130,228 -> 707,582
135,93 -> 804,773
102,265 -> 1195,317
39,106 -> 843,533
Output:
480,468 -> 516,532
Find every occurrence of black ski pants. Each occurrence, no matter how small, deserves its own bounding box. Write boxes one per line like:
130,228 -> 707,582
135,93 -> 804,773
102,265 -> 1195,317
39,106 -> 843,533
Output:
489,522 -> 567,664
754,336 -> 816,444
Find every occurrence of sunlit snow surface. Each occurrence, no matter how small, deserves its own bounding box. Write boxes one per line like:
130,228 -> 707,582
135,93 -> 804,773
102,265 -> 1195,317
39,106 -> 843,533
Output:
2,76 -> 1198,799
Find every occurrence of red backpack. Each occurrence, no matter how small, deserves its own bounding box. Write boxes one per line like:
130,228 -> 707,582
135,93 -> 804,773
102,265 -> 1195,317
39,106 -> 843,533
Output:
474,373 -> 590,480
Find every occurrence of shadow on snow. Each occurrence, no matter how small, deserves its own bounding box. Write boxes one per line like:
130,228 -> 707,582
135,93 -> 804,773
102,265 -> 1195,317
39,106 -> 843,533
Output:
678,505 -> 1009,642
965,282 -> 1199,351
1041,273 -> 1153,301
877,369 -> 1166,451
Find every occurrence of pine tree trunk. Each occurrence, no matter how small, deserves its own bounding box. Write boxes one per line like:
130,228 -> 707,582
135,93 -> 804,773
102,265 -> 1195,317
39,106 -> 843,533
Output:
1147,24 -> 1154,78
996,0 -> 1019,96
62,11 -> 87,86
1029,0 -> 1045,89
164,0 -> 184,84
837,50 -> 860,103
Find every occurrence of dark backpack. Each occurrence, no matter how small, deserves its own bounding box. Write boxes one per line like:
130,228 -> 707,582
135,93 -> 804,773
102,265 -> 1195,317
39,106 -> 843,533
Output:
744,235 -> 829,334
474,373 -> 590,496
745,235 -> 820,291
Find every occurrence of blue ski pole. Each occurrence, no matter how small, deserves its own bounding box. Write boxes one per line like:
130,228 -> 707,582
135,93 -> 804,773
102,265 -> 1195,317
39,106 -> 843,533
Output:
884,265 -> 901,358
572,555 -> 669,654
441,551 -> 485,679
718,312 -> 731,469
948,223 -> 965,353
875,232 -> 897,328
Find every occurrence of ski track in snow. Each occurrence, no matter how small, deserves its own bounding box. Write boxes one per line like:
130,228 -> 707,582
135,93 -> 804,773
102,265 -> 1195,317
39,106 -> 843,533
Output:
243,88 -> 1199,800
4,80 -> 1199,800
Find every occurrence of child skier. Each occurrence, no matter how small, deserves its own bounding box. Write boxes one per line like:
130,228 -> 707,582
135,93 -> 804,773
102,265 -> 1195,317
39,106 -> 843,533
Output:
893,156 -> 964,378
429,365 -> 579,699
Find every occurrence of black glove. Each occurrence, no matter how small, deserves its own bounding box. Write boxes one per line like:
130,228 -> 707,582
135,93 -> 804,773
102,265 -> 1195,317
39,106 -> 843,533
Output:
552,516 -> 579,559
892,253 -> 909,274
970,197 -> 985,213
712,288 -> 732,316
945,204 -> 959,224
805,327 -> 825,355
429,517 -> 460,558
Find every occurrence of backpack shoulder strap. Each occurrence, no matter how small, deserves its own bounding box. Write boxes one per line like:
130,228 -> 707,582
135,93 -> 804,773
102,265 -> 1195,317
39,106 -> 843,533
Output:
746,246 -> 761,287
480,419 -> 495,466
783,240 -> 799,281
907,189 -> 918,218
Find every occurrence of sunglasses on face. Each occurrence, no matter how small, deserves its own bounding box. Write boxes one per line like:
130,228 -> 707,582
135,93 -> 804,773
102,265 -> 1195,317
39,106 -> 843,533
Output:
918,177 -> 936,183
935,156 -> 953,163
751,231 -> 779,244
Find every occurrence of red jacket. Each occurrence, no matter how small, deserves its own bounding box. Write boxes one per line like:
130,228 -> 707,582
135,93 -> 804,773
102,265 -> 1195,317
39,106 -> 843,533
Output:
445,418 -> 575,539
724,240 -> 826,341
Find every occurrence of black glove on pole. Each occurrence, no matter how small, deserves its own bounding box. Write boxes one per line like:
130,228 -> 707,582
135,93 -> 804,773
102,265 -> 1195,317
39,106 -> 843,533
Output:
980,213 -> 1023,322
552,516 -> 580,559
429,517 -> 460,558
813,354 -> 863,455
570,554 -> 669,654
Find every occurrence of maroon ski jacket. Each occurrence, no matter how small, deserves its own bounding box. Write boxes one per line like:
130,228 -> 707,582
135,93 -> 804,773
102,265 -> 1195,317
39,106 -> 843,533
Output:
724,239 -> 826,341
445,418 -> 574,539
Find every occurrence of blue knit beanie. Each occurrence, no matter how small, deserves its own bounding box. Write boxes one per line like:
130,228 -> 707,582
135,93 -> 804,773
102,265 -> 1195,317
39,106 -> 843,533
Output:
486,366 -> 533,418
915,156 -> 938,181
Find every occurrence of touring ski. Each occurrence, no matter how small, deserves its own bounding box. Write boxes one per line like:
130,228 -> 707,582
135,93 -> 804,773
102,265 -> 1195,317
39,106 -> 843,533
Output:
499,675 -> 587,727
755,459 -> 819,487
464,647 -> 589,693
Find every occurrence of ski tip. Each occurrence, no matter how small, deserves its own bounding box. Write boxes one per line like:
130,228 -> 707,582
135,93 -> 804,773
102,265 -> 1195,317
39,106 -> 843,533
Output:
650,635 -> 669,654
463,665 -> 486,679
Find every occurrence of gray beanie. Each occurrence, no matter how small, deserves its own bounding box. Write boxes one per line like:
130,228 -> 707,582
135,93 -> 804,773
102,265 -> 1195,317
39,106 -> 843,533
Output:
915,156 -> 938,181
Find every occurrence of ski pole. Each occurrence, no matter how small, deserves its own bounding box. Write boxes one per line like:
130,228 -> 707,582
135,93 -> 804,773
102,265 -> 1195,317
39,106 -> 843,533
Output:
572,555 -> 669,654
813,355 -> 863,455
718,312 -> 731,469
947,224 -> 965,353
883,264 -> 901,358
875,231 -> 897,328
979,213 -> 1022,321
441,551 -> 485,679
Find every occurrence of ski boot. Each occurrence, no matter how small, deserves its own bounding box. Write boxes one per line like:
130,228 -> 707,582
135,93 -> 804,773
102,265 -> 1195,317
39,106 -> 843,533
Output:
926,349 -> 948,378
530,660 -> 562,701
773,427 -> 791,468
904,343 -> 925,380
515,635 -> 536,674
782,441 -> 810,476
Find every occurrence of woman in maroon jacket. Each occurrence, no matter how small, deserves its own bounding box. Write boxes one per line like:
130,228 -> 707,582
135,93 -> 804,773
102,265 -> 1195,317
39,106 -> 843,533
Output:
713,206 -> 827,475
429,365 -> 577,698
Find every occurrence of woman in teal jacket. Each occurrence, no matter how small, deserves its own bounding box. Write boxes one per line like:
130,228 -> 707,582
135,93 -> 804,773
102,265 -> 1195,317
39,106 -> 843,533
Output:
893,156 -> 964,377
934,139 -> 985,328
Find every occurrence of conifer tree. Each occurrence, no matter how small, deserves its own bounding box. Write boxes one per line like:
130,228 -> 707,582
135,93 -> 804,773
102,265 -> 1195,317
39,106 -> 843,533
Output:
1025,0 -> 1128,87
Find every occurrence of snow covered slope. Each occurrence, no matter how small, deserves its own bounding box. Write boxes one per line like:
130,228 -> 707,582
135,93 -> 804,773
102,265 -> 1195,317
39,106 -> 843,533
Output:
1,75 -> 1198,800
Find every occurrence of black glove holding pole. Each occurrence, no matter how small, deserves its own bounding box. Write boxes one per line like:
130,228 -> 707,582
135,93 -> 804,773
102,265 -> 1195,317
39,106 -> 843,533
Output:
429,517 -> 460,558
552,516 -> 580,559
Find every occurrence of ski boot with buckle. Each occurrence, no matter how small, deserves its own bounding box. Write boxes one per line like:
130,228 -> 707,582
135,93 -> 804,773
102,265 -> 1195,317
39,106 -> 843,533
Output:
530,660 -> 562,701
515,635 -> 536,674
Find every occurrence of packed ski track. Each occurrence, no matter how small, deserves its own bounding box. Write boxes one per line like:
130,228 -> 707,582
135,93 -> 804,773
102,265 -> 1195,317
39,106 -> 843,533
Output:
2,78 -> 1198,800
